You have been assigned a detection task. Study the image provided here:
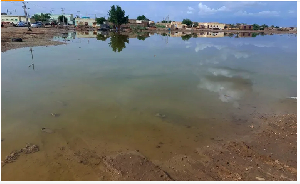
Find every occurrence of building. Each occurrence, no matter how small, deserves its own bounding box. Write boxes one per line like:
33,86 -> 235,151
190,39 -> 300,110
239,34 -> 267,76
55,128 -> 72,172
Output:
168,21 -> 187,29
75,17 -> 96,26
239,25 -> 253,30
1,15 -> 35,24
49,14 -> 74,25
198,22 -> 225,30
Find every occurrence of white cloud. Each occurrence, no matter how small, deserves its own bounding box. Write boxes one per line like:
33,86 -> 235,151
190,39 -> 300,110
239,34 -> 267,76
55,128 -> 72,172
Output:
288,10 -> 295,14
187,11 -> 193,14
225,1 -> 266,9
235,10 -> 280,17
198,2 -> 229,15
188,6 -> 194,11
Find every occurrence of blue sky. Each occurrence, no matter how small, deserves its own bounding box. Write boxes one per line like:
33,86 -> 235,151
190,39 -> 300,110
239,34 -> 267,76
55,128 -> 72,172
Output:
1,1 -> 297,26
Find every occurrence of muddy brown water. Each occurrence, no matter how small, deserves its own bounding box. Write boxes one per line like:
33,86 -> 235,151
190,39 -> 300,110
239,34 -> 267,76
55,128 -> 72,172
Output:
1,32 -> 296,180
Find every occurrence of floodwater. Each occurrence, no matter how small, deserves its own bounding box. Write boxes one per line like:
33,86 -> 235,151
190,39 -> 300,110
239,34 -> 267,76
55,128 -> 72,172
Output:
1,31 -> 297,180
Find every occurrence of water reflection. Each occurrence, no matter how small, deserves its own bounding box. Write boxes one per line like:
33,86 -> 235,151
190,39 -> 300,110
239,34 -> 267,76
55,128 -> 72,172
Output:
28,48 -> 34,70
198,67 -> 253,108
108,34 -> 129,52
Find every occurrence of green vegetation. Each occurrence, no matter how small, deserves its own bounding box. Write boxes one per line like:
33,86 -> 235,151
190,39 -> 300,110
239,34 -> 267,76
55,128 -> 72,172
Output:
156,24 -> 166,28
32,13 -> 51,22
181,34 -> 192,41
137,34 -> 148,41
253,24 -> 260,30
251,32 -> 259,37
137,15 -> 149,21
58,15 -> 68,24
108,33 -> 129,52
108,5 -> 129,29
193,22 -> 198,27
97,34 -> 109,41
182,19 -> 192,26
96,17 -> 106,24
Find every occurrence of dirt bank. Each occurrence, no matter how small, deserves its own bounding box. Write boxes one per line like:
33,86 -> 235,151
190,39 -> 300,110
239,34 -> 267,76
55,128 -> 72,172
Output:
1,27 -> 66,52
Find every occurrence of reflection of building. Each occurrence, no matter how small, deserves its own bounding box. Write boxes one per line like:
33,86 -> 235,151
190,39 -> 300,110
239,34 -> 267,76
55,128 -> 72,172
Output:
76,31 -> 98,38
238,32 -> 253,37
1,15 -> 35,24
198,22 -> 225,30
197,32 -> 224,38
239,25 -> 253,30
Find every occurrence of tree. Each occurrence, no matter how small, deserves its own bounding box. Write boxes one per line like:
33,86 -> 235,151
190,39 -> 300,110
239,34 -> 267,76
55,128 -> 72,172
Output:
97,34 -> 109,41
253,24 -> 260,30
32,13 -> 51,22
193,22 -> 198,27
137,15 -> 149,21
261,24 -> 268,29
271,25 -> 274,28
181,34 -> 192,41
107,5 -> 129,29
182,19 -> 192,26
275,26 -> 279,28
58,15 -> 68,24
108,33 -> 129,52
96,17 -> 106,24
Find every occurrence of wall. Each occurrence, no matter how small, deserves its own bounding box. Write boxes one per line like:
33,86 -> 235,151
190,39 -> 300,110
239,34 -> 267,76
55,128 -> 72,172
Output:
75,18 -> 95,26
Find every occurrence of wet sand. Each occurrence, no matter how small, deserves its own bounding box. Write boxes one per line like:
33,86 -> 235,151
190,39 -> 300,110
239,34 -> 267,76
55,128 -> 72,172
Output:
1,112 -> 296,181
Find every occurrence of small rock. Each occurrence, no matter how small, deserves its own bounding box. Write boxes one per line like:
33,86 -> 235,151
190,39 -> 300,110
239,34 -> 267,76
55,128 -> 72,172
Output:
256,177 -> 265,181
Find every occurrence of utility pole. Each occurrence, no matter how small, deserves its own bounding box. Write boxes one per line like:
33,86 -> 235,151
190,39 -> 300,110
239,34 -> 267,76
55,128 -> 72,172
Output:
61,8 -> 65,25
22,2 -> 31,31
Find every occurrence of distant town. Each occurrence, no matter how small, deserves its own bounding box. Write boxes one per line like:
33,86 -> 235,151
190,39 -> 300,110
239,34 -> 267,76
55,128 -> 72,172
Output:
1,5 -> 297,33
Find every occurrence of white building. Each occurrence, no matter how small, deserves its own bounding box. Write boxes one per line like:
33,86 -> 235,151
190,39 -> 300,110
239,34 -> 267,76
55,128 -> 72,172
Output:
1,15 -> 35,24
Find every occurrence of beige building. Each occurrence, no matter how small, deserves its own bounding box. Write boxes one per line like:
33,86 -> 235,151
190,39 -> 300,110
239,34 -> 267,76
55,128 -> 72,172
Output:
75,18 -> 96,27
198,22 -> 225,30
1,15 -> 35,24
168,21 -> 187,29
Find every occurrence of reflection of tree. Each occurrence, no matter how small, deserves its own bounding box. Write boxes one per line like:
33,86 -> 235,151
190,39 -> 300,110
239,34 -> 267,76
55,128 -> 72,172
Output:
181,34 -> 192,41
137,34 -> 148,41
97,34 -> 109,41
108,33 -> 129,52
192,33 -> 198,38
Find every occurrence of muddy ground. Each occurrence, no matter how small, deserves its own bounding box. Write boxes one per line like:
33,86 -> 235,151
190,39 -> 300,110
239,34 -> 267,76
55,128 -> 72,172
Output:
1,27 -> 66,52
1,113 -> 296,181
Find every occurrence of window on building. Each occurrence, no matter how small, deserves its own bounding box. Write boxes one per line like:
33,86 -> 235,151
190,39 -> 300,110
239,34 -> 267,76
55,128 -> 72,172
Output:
249,26 -> 251,29
15,19 -> 17,21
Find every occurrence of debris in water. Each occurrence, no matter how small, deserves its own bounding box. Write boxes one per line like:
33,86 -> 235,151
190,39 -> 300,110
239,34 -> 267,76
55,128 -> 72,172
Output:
51,113 -> 60,117
41,127 -> 54,133
155,113 -> 166,118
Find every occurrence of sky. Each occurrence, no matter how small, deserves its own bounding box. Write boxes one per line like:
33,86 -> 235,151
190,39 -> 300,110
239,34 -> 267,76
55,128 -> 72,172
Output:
1,1 -> 297,27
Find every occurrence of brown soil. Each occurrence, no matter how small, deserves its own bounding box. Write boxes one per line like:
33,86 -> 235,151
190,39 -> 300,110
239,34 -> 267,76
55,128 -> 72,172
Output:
98,113 -> 297,181
2,114 -> 295,181
1,27 -> 66,52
